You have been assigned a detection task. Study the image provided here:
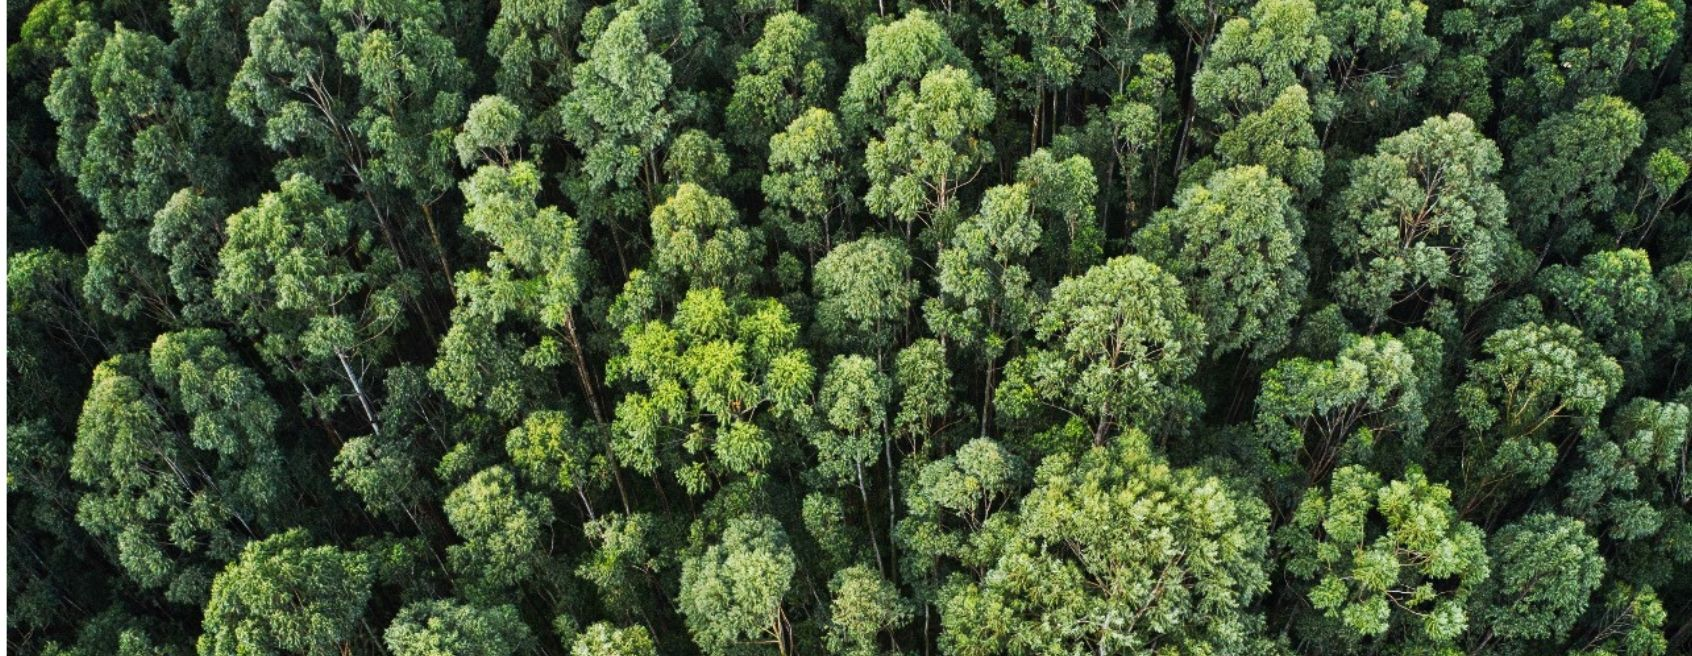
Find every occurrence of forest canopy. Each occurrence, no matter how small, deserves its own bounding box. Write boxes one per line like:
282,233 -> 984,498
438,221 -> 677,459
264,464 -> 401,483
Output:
7,0 -> 1692,654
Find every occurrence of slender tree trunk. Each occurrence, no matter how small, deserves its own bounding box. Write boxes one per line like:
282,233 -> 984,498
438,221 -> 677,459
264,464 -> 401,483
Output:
335,349 -> 381,437
857,462 -> 886,574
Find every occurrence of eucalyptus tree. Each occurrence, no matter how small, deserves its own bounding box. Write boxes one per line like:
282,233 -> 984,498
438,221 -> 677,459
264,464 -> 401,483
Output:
813,235 -> 917,359
925,183 -> 1041,430
976,0 -> 1096,150
839,10 -> 966,138
1470,513 -> 1605,652
1252,331 -> 1432,499
1332,113 -> 1516,325
606,288 -> 814,495
72,330 -> 284,605
1509,96 -> 1646,257
229,0 -> 469,280
385,600 -> 534,656
442,466 -> 557,600
677,514 -> 798,655
1190,0 -> 1333,139
996,255 -> 1205,445
197,529 -> 374,656
45,22 -> 210,323
762,108 -> 855,258
430,159 -> 604,423
864,65 -> 997,250
1279,465 -> 1490,652
1135,165 -> 1306,359
559,1 -> 686,258
939,431 -> 1272,654
1454,322 -> 1623,520
214,174 -> 417,434
727,11 -> 832,152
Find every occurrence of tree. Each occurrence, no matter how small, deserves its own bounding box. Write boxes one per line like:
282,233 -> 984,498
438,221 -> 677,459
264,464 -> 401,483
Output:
432,159 -> 604,423
839,10 -> 965,137
559,1 -> 681,242
385,600 -> 534,656
485,0 -> 583,140
996,255 -> 1205,444
727,11 -> 831,151
1455,323 -> 1623,517
229,0 -> 469,278
215,174 -> 416,433
896,437 -> 1028,581
1562,398 -> 1691,585
1191,0 -> 1333,131
72,330 -> 284,604
939,430 -> 1272,654
925,182 -> 1041,429
664,129 -> 733,192
197,529 -> 374,656
977,0 -> 1096,150
1280,465 -> 1490,651
825,565 -> 912,656
762,108 -> 855,257
1332,113 -> 1516,324
649,183 -> 762,295
813,235 -> 917,357
1205,84 -> 1324,196
1135,164 -> 1306,359
575,512 -> 676,621
1473,513 -> 1605,651
607,288 -> 814,493
571,623 -> 658,656
1510,0 -> 1679,112
1537,249 -> 1677,378
1096,53 -> 1179,220
45,22 -> 209,322
812,355 -> 893,571
1509,95 -> 1645,256
677,514 -> 797,655
892,338 -> 956,453
1014,149 -> 1102,280
1253,331 -> 1431,496
442,466 -> 555,599
863,66 -> 997,247
1314,0 -> 1439,136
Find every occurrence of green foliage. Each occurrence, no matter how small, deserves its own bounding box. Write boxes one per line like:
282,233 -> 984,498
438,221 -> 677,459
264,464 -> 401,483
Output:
570,623 -> 658,656
939,431 -> 1272,654
1254,331 -> 1431,491
72,331 -> 283,604
14,0 -> 1692,654
864,65 -> 997,244
1136,164 -> 1306,358
996,255 -> 1205,442
1281,465 -> 1489,649
442,466 -> 556,599
1509,95 -> 1646,255
1478,513 -> 1605,646
763,108 -> 854,256
385,600 -> 534,656
813,235 -> 917,355
1192,0 -> 1333,129
1456,323 -> 1623,511
677,514 -> 797,655
825,565 -> 911,655
728,11 -> 832,150
1332,112 -> 1516,322
607,288 -> 813,491
198,529 -> 374,656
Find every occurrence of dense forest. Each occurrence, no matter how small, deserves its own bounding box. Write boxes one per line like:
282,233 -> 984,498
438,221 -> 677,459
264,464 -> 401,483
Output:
7,0 -> 1692,653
